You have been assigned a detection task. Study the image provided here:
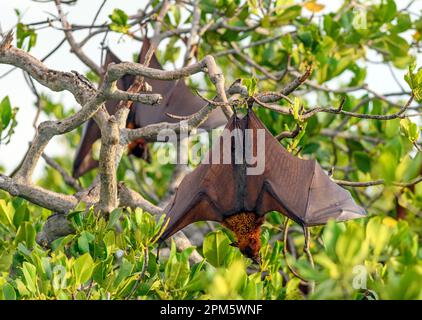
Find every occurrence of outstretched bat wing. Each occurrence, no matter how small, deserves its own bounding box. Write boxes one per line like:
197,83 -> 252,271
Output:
159,119 -> 240,240
72,49 -> 134,178
133,39 -> 227,130
159,165 -> 229,240
246,112 -> 366,226
72,121 -> 100,178
159,111 -> 366,241
74,39 -> 227,177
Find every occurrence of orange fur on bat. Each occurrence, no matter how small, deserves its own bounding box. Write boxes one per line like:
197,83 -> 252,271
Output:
222,212 -> 264,260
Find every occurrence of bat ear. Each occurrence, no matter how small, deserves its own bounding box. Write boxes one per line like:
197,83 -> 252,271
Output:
138,37 -> 151,64
229,242 -> 239,248
139,37 -> 162,69
104,48 -> 121,67
104,48 -> 136,90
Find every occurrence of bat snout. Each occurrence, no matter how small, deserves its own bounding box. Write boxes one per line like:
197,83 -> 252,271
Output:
251,256 -> 261,265
240,245 -> 261,263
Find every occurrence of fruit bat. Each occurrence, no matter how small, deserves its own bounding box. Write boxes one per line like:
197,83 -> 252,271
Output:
158,109 -> 366,262
73,38 -> 227,178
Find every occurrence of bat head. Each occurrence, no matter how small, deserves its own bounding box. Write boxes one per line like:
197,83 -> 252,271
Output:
222,212 -> 264,264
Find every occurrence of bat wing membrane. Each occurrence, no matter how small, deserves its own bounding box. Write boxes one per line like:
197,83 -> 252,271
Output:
133,39 -> 227,129
72,50 -> 132,178
247,112 -> 366,226
74,38 -> 227,177
159,165 -> 227,240
159,119 -> 239,240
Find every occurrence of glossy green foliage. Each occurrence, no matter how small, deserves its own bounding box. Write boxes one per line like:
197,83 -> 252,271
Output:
1,196 -> 422,300
0,97 -> 18,145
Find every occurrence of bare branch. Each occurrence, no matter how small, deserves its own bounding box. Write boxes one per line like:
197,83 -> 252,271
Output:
0,174 -> 78,213
42,153 -> 82,191
335,176 -> 422,188
276,124 -> 301,141
302,94 -> 414,120
254,67 -> 313,103
54,0 -> 102,75
14,94 -> 106,182
98,117 -> 119,213
0,47 -> 95,105
183,0 -> 201,66
118,183 -> 163,215
121,101 -> 217,144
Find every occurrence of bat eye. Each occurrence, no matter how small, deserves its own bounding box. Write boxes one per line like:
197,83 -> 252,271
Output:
230,242 -> 238,247
241,246 -> 257,260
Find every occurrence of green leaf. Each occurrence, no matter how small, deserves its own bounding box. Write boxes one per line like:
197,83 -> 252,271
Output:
73,253 -> 94,285
0,199 -> 15,230
373,149 -> 397,183
276,5 -> 302,23
292,97 -> 301,121
404,64 -> 422,102
221,29 -> 239,42
107,208 -> 122,228
385,118 -> 400,138
164,242 -> 191,288
242,77 -> 258,96
323,14 -> 340,39
380,0 -> 397,23
302,142 -> 319,155
109,9 -> 129,33
385,34 -> 409,57
15,222 -> 36,248
113,258 -> 133,288
203,230 -> 232,267
297,30 -> 313,48
335,223 -> 367,266
400,119 -> 420,143
396,153 -> 422,182
285,277 -> 303,300
353,151 -> 371,174
77,231 -> 94,254
322,221 -> 345,260
366,217 -> 394,257
16,23 -> 37,50
0,96 -> 12,128
109,8 -> 128,26
21,262 -> 37,294
13,202 -> 29,229
391,13 -> 412,33
2,283 -> 16,300
51,234 -> 75,252
199,0 -> 216,13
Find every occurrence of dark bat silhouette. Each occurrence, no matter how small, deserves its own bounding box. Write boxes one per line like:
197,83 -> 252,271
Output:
158,109 -> 366,262
73,38 -> 227,178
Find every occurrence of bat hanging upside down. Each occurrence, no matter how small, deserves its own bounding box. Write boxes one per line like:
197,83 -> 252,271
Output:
158,108 -> 366,263
72,38 -> 227,178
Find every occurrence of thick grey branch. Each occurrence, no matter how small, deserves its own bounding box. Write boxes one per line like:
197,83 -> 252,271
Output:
98,117 -> 119,213
42,153 -> 82,191
0,47 -> 95,105
14,95 -> 106,182
121,101 -> 216,144
0,174 -> 78,213
118,183 -> 163,215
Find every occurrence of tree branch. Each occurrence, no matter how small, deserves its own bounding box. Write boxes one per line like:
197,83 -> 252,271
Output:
54,0 -> 103,75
